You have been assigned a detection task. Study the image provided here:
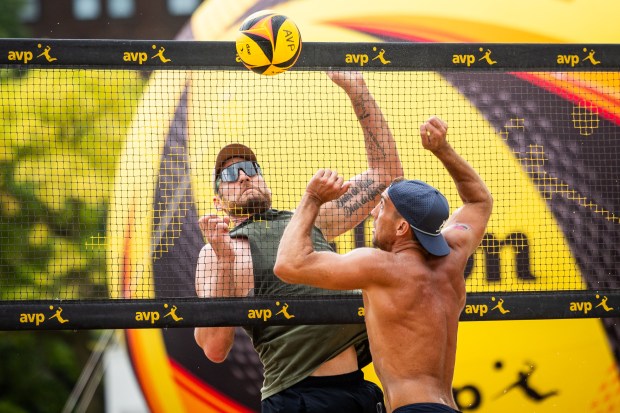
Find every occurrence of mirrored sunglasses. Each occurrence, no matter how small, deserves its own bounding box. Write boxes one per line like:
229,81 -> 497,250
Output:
216,161 -> 262,190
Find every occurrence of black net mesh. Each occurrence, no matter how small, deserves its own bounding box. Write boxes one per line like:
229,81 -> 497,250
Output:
0,41 -> 618,329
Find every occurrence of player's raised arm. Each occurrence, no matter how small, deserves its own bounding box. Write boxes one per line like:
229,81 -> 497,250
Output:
316,71 -> 403,240
421,116 -> 493,257
194,214 -> 243,363
275,169 -> 378,290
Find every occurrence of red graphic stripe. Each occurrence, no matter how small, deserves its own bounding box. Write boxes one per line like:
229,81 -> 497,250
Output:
170,359 -> 255,413
513,72 -> 620,125
326,21 -> 470,42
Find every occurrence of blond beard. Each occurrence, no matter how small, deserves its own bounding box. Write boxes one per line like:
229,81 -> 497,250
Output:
223,192 -> 272,217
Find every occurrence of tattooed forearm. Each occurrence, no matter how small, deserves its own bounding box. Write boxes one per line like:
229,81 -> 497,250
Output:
353,95 -> 388,162
365,127 -> 387,161
352,95 -> 368,119
336,179 -> 387,217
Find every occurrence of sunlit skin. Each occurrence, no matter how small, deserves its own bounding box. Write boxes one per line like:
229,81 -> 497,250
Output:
214,157 -> 272,219
275,116 -> 493,412
371,194 -> 401,252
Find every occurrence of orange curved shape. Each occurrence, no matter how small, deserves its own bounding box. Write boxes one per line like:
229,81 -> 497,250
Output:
171,360 -> 254,413
324,15 -> 564,43
326,16 -> 620,127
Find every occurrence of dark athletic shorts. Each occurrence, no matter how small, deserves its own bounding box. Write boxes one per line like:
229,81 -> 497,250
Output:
261,369 -> 385,413
393,403 -> 461,413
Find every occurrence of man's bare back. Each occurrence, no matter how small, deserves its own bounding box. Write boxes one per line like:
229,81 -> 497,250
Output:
362,239 -> 468,410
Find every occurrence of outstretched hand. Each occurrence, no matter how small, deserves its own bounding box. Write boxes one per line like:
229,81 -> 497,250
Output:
305,169 -> 351,205
326,70 -> 366,93
420,116 -> 449,153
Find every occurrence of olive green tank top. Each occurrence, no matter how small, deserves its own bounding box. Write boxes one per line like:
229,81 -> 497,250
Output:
230,209 -> 370,400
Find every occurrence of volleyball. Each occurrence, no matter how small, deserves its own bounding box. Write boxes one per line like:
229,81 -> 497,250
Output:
236,10 -> 302,76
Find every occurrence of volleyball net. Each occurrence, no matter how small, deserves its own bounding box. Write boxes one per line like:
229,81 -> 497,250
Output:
0,39 -> 619,330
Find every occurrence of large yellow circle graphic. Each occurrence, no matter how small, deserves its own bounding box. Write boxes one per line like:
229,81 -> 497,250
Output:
108,1 -> 620,412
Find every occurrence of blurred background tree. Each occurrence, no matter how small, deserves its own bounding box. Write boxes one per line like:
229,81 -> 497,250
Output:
0,2 -> 147,409
0,331 -> 90,413
0,0 -> 29,38
1,69 -> 145,301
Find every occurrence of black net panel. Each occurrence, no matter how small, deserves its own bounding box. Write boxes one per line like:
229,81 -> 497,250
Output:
0,40 -> 619,329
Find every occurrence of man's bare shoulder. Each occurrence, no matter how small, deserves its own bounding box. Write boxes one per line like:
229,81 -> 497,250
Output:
443,222 -> 471,232
344,247 -> 397,273
348,246 -> 390,260
442,222 -> 473,244
442,221 -> 483,258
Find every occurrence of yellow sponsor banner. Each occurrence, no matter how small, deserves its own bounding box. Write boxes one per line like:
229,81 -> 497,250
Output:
108,1 -> 620,412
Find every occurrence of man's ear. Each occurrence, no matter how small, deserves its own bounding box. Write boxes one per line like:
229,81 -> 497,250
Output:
395,219 -> 410,237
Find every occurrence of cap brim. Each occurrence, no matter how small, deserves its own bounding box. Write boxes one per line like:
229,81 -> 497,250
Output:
413,229 -> 450,257
213,143 -> 258,188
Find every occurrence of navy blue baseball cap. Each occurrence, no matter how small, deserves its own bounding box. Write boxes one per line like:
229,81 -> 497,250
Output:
387,180 -> 450,256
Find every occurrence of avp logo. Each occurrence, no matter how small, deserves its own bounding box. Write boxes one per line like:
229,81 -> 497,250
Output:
345,46 -> 391,67
7,50 -> 33,64
465,296 -> 511,318
7,43 -> 57,64
594,294 -> 614,312
557,47 -> 601,67
136,303 -> 183,324
571,294 -> 615,315
163,303 -> 184,321
19,305 -> 69,326
453,360 -> 558,410
490,296 -> 511,315
19,312 -> 45,326
248,301 -> 296,322
464,304 -> 488,317
452,47 -> 497,67
123,44 -> 172,65
281,28 -> 298,52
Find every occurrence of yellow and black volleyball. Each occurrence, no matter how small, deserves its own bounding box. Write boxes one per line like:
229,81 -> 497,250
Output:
236,10 -> 302,76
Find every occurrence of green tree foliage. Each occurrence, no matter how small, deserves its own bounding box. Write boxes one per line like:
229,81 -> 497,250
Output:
0,331 -> 93,413
1,69 -> 146,300
0,0 -> 29,38
0,68 -> 146,411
